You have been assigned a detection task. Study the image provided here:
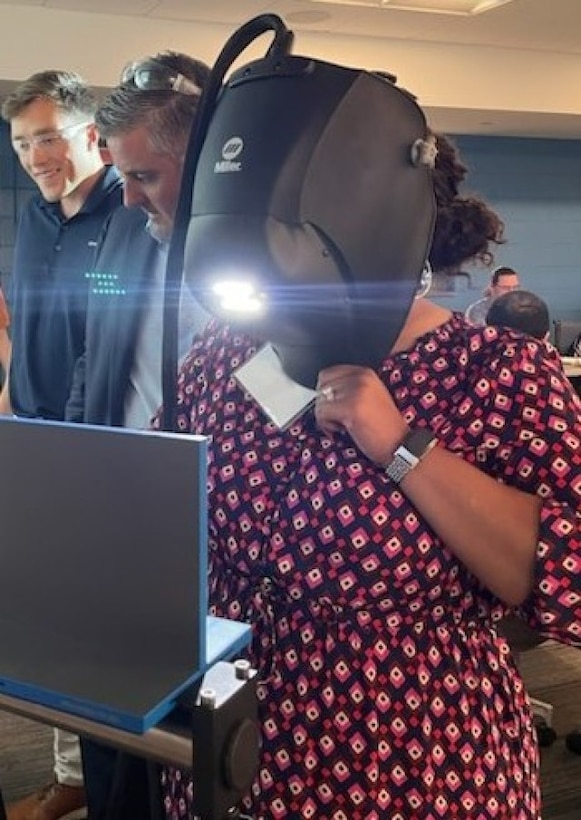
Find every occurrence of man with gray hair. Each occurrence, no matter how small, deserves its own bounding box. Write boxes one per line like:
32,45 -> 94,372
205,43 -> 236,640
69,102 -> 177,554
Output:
66,51 -> 210,428
63,51 -> 210,818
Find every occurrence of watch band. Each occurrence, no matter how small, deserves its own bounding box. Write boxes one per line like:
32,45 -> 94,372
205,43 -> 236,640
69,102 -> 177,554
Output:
384,428 -> 437,484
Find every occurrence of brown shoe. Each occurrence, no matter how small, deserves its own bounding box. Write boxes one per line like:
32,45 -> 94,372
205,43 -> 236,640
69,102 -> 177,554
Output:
6,783 -> 87,820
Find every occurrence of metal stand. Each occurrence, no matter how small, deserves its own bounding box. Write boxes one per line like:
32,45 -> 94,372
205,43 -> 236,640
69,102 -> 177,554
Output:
183,659 -> 260,820
0,659 -> 259,820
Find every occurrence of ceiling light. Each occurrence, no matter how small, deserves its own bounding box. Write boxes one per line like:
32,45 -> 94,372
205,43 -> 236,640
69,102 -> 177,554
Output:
308,0 -> 514,15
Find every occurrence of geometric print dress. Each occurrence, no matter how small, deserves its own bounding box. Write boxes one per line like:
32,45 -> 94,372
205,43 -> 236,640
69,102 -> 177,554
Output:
161,313 -> 581,819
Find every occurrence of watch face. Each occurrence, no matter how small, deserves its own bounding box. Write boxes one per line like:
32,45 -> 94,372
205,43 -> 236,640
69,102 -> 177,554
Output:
385,429 -> 437,484
402,428 -> 436,458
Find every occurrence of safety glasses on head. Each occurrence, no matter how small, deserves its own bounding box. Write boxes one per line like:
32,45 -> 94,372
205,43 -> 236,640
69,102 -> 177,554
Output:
120,57 -> 202,96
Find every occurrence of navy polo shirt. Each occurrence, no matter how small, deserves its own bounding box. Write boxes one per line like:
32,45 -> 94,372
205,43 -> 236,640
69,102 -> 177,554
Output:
7,166 -> 123,419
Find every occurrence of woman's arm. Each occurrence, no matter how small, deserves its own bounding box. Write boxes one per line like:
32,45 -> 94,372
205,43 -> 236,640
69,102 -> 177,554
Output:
395,445 -> 540,606
315,361 -> 580,609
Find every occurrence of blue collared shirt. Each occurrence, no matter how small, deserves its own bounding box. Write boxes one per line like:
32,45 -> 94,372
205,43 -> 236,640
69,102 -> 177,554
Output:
7,166 -> 123,419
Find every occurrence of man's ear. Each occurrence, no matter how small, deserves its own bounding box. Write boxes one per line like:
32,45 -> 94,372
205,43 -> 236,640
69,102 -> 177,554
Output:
98,135 -> 113,165
86,122 -> 100,149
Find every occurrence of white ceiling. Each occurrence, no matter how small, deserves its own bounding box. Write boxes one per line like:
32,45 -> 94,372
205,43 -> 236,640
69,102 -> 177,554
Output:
1,0 -> 581,137
2,0 -> 579,55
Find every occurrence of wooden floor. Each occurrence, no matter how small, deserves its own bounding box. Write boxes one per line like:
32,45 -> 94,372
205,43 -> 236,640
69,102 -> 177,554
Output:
0,641 -> 579,818
0,710 -> 52,806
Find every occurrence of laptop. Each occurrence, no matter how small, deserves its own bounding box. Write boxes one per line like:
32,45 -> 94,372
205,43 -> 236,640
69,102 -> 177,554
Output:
0,416 -> 250,733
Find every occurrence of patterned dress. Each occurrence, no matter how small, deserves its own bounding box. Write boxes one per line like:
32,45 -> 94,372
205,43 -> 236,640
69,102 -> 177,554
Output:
161,313 -> 581,820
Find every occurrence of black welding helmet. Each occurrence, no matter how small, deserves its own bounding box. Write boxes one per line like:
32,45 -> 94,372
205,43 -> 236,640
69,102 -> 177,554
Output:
162,15 -> 437,423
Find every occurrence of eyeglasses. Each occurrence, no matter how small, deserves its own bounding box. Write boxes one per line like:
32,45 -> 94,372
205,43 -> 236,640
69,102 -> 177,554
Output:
12,122 -> 91,156
120,57 -> 202,96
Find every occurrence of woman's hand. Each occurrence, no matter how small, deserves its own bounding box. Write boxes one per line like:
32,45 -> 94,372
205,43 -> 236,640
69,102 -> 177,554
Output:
315,364 -> 541,607
315,364 -> 408,466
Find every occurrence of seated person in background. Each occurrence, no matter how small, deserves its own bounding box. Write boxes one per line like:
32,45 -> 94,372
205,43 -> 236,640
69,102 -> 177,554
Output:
465,264 -> 520,325
486,291 -> 581,398
0,286 -> 10,382
485,289 -> 550,341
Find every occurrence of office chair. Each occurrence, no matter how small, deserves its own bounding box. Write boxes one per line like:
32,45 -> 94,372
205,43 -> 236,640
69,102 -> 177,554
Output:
553,319 -> 581,354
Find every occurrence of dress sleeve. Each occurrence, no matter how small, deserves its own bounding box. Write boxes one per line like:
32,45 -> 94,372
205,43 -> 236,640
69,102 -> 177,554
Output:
494,342 -> 581,644
530,497 -> 581,644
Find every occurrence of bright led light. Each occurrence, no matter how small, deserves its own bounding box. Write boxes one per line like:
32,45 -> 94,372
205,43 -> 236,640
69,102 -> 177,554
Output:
211,280 -> 265,314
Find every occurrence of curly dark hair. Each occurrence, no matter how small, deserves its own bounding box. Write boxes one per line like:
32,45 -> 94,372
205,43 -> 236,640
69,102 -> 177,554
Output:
429,133 -> 505,274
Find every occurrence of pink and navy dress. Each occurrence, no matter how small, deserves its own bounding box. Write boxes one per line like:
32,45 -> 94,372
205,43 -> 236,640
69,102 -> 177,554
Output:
161,313 -> 581,820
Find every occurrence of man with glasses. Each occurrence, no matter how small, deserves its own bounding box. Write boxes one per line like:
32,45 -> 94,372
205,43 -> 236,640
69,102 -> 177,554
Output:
0,70 -> 122,419
1,70 -> 123,820
464,264 -> 521,326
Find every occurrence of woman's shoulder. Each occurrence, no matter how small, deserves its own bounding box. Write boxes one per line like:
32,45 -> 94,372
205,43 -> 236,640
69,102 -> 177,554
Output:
420,311 -> 563,379
180,320 -> 260,378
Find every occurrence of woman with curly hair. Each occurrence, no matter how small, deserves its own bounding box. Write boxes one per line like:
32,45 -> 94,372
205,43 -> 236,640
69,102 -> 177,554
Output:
161,130 -> 580,819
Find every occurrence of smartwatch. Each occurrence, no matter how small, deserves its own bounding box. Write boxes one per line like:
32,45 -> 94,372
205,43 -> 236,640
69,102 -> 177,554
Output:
384,428 -> 437,484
